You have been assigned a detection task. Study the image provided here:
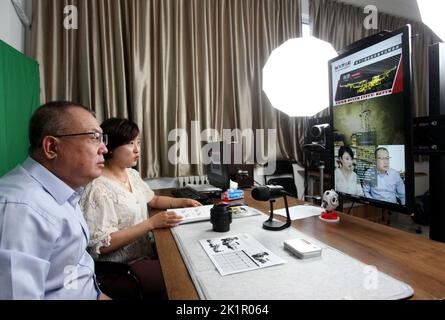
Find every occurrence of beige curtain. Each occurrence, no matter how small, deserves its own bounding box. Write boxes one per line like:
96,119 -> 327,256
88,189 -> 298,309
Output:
29,0 -> 302,178
310,0 -> 372,51
309,0 -> 440,117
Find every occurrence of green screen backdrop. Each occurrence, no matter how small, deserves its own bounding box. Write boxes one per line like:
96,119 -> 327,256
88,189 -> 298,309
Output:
0,40 -> 40,177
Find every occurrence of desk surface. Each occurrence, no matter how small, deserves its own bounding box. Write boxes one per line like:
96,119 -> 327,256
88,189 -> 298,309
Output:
151,189 -> 445,300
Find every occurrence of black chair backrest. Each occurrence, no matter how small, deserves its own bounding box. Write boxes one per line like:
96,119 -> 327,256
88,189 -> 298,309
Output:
264,160 -> 298,198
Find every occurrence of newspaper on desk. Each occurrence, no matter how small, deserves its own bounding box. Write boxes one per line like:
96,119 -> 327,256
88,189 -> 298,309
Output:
199,233 -> 286,276
172,205 -> 262,225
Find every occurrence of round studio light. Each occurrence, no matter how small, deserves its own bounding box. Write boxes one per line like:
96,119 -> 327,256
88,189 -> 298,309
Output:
263,37 -> 337,117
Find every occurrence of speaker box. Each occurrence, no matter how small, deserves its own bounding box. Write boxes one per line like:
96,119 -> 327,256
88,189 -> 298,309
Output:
229,164 -> 254,189
428,42 -> 445,242
429,43 -> 445,115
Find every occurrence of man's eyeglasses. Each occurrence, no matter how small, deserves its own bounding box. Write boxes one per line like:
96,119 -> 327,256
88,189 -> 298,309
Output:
377,157 -> 391,161
54,131 -> 108,146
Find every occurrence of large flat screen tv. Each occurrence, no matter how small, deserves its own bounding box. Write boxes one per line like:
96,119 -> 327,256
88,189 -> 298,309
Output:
328,25 -> 414,213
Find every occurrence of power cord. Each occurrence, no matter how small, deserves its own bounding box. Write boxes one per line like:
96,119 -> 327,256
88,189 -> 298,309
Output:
347,201 -> 356,215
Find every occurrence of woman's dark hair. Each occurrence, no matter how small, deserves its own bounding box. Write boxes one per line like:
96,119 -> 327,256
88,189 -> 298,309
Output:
338,146 -> 354,160
101,118 -> 139,159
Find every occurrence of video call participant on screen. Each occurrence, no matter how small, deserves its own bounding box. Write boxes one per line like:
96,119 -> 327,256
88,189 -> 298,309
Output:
335,146 -> 364,196
363,147 -> 406,205
0,101 -> 109,299
80,118 -> 200,300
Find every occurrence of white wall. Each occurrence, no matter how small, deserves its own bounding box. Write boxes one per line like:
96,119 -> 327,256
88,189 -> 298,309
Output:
0,0 -> 25,53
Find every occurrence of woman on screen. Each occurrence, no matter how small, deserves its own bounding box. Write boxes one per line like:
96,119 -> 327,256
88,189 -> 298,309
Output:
80,118 -> 200,299
335,146 -> 364,196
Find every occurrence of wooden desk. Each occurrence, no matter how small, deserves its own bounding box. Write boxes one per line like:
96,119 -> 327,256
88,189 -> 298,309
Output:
151,189 -> 445,300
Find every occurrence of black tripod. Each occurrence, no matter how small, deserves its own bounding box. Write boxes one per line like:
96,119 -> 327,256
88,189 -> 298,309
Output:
303,144 -> 326,205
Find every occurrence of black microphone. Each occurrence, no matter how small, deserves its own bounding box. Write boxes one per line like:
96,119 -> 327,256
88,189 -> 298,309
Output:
253,185 -> 292,231
251,185 -> 286,201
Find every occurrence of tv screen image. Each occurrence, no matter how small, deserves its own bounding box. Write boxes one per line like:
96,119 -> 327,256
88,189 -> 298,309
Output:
328,25 -> 414,212
334,54 -> 402,103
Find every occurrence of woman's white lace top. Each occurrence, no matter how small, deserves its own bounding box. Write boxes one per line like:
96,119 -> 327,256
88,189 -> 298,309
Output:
80,168 -> 155,263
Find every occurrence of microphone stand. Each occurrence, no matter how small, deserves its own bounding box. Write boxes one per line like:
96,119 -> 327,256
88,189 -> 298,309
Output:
263,194 -> 292,231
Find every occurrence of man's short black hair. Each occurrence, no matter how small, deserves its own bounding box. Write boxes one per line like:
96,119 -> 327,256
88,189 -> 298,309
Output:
28,101 -> 92,152
101,118 -> 140,160
375,147 -> 389,158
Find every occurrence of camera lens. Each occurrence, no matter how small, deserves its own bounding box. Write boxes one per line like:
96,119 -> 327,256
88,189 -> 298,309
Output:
210,204 -> 232,232
311,126 -> 322,138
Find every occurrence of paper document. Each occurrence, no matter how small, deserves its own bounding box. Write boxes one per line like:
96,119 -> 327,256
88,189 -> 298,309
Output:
172,205 -> 262,225
274,205 -> 323,220
199,233 -> 286,276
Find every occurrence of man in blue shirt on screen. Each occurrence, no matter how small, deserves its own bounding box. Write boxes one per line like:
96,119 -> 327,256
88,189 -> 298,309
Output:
0,101 -> 109,299
363,147 -> 406,205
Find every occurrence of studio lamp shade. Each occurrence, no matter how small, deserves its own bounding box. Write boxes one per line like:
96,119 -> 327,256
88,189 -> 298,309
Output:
417,0 -> 445,42
263,37 -> 337,117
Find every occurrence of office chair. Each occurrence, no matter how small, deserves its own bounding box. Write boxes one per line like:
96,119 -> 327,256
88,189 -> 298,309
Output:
94,261 -> 144,300
264,160 -> 298,198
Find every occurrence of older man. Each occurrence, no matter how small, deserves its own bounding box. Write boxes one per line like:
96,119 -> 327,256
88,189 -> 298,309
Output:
0,101 -> 109,299
363,147 -> 406,205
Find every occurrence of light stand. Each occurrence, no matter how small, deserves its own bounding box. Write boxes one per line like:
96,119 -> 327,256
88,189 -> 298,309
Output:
263,195 -> 292,231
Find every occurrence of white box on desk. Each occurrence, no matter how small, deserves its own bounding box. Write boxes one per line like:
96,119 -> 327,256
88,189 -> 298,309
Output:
284,238 -> 322,259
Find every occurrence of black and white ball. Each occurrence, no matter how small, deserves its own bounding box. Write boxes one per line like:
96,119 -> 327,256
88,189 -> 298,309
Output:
321,190 -> 339,212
